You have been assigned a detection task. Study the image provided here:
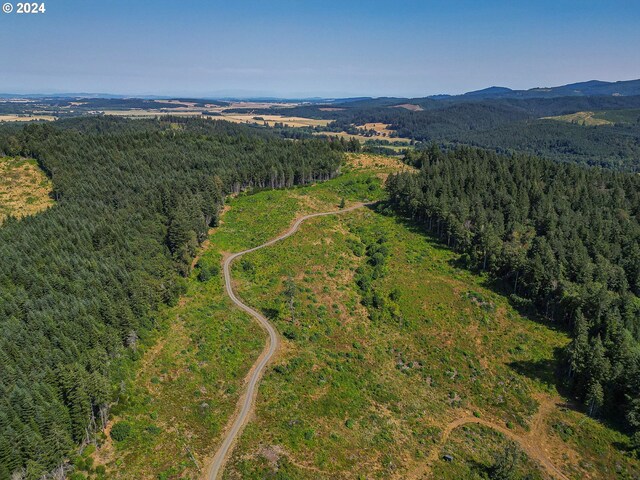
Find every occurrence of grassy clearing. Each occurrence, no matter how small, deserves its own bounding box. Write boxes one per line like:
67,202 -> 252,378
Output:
212,153 -> 405,252
391,104 -> 424,112
543,111 -> 613,126
0,114 -> 57,122
95,153 -> 638,479
0,156 -> 53,222
543,108 -> 640,125
90,154 -> 403,479
222,196 -> 638,478
360,122 -> 396,136
223,209 -> 572,479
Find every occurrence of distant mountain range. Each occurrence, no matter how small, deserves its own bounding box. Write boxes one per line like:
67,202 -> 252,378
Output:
439,79 -> 640,100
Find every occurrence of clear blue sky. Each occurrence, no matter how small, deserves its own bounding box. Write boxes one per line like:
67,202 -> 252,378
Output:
1,0 -> 639,97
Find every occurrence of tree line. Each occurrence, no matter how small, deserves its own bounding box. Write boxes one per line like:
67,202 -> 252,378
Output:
386,145 -> 640,439
0,116 -> 343,479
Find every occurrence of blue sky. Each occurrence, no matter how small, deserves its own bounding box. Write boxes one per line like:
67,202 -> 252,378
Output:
1,0 -> 639,97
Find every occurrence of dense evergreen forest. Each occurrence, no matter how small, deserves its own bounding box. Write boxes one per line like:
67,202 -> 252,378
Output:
240,95 -> 640,171
0,117 -> 343,479
386,146 -> 640,438
455,118 -> 640,171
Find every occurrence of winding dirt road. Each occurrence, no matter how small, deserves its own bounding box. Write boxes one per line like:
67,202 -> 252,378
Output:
206,203 -> 369,480
205,201 -> 568,480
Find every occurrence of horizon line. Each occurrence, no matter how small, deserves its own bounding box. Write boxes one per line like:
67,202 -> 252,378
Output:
2,77 -> 640,101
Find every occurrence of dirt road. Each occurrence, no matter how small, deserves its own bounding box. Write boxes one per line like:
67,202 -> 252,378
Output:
425,397 -> 569,480
205,203 -> 369,480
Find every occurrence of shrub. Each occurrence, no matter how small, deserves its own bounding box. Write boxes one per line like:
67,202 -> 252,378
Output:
82,445 -> 95,457
110,421 -> 133,442
197,260 -> 220,282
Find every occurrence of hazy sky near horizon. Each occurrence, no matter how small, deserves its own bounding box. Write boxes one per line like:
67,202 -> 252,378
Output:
1,0 -> 639,97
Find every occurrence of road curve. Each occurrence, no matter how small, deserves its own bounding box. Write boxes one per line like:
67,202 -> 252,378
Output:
437,417 -> 569,480
206,202 -> 370,480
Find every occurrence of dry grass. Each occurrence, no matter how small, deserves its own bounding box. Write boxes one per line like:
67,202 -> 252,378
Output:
0,157 -> 53,222
217,113 -> 330,128
391,103 -> 424,112
346,152 -> 413,181
222,101 -> 300,110
100,108 -> 330,129
101,109 -> 202,118
360,122 -> 396,136
0,114 -> 57,122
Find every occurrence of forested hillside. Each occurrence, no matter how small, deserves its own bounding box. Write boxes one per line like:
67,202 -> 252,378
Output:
386,146 -> 640,438
240,95 -> 640,171
0,117 -> 343,479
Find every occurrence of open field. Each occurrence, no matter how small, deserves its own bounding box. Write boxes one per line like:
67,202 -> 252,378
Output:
315,122 -> 414,147
543,109 -> 640,126
0,156 -> 53,221
218,101 -> 300,110
91,153 -> 638,480
360,122 -> 397,136
100,109 -> 204,117
392,103 -> 424,112
214,113 -> 330,128
0,114 -> 57,122
314,130 -> 412,145
99,108 -> 330,128
542,111 -> 613,126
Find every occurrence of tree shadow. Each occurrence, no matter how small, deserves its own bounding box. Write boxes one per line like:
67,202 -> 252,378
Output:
376,205 -> 570,335
507,347 -> 566,392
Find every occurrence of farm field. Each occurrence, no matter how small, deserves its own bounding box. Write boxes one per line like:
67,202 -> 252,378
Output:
0,114 -> 57,122
314,130 -> 412,145
0,156 -> 53,222
96,108 -> 331,128
213,113 -> 330,128
91,153 -> 638,480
